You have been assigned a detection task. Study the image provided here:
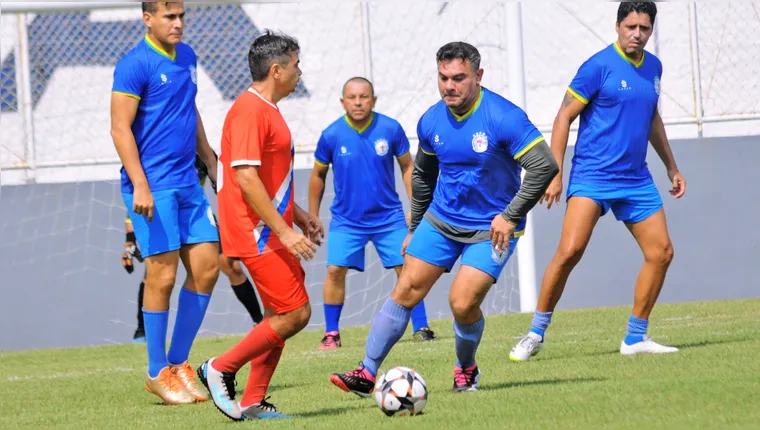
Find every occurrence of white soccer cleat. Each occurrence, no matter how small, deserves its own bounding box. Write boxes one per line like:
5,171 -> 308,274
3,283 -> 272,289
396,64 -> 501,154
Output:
197,358 -> 243,421
509,332 -> 544,362
619,336 -> 679,356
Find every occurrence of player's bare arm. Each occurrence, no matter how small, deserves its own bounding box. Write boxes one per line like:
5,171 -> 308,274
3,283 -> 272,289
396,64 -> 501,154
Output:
542,90 -> 587,208
294,203 -> 324,246
396,152 -> 413,225
493,141 -> 559,251
308,162 -> 329,218
406,149 -> 439,253
195,105 -> 218,187
111,93 -> 154,221
649,110 -> 686,199
235,165 -> 317,260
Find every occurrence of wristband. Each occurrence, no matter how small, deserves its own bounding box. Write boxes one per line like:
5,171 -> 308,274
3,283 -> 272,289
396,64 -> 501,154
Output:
126,232 -> 137,243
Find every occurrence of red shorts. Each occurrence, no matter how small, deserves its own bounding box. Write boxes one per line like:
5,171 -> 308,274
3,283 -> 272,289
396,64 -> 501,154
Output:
240,249 -> 309,314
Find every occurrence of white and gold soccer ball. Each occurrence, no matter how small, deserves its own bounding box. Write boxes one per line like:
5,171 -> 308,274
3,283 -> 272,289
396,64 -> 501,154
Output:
373,366 -> 428,416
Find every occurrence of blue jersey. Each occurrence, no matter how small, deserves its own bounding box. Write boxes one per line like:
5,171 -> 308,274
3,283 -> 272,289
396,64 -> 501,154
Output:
314,112 -> 410,233
112,35 -> 199,193
568,42 -> 663,186
417,87 -> 544,232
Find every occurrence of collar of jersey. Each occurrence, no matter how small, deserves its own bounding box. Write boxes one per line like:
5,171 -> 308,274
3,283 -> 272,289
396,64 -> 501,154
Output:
613,41 -> 644,68
145,34 -> 177,61
449,88 -> 483,122
344,112 -> 374,134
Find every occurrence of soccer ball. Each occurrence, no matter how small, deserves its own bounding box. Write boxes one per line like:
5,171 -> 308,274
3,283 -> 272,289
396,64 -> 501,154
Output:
373,366 -> 428,416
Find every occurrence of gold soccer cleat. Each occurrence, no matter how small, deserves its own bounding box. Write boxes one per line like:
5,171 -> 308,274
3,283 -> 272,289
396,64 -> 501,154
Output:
172,362 -> 209,402
144,366 -> 196,405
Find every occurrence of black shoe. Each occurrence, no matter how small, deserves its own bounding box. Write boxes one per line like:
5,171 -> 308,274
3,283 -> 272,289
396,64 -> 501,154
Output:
329,364 -> 376,398
452,364 -> 481,393
132,327 -> 146,343
413,327 -> 437,342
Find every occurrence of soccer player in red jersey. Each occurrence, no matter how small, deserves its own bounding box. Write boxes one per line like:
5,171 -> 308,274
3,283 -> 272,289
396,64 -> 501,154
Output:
196,30 -> 323,421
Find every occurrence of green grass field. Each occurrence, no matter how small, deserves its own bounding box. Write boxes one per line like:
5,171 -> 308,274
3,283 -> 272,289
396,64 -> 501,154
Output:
1,298 -> 758,429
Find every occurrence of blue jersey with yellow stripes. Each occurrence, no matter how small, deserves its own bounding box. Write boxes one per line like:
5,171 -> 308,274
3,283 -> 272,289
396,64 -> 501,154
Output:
112,35 -> 199,193
568,42 -> 663,186
417,87 -> 544,232
314,112 -> 410,233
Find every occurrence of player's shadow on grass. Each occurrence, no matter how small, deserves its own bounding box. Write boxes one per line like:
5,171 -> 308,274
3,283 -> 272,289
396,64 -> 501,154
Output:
296,405 -> 368,418
479,376 -> 605,392
672,337 -> 752,350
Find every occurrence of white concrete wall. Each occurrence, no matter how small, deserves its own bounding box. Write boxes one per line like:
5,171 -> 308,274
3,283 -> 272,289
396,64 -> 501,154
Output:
1,1 -> 759,186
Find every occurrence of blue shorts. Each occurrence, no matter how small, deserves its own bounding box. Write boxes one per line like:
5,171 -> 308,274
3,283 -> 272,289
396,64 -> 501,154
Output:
405,218 -> 519,282
327,227 -> 407,272
123,183 -> 219,258
567,180 -> 663,224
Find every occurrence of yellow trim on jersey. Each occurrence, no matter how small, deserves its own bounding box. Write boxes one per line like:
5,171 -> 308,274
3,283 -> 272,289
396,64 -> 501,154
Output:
125,217 -> 132,223
396,151 -> 410,158
145,34 -> 177,61
420,148 -> 436,156
450,88 -> 483,122
513,229 -> 525,238
513,136 -> 545,160
567,87 -> 588,105
344,112 -> 374,134
113,91 -> 141,100
314,159 -> 329,168
614,41 -> 644,68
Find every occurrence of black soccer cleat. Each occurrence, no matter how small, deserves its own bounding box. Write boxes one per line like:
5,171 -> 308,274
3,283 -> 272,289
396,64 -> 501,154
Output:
452,363 -> 481,393
329,364 -> 376,398
413,327 -> 437,342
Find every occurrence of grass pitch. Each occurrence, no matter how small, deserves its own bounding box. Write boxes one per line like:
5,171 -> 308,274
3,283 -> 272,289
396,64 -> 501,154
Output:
1,298 -> 758,429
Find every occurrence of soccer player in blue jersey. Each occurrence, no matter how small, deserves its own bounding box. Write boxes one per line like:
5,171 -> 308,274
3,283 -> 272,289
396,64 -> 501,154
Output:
329,41 -> 558,395
309,77 -> 436,350
510,2 -> 686,362
110,2 -> 220,405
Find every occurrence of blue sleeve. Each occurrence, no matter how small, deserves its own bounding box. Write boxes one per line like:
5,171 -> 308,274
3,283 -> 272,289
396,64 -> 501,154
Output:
416,116 -> 435,155
314,132 -> 332,167
393,123 -> 411,157
501,107 -> 545,160
112,55 -> 147,100
568,57 -> 603,105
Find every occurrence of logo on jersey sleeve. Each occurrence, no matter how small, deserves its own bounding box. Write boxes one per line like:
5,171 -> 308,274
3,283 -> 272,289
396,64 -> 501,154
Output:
472,131 -> 488,153
653,75 -> 661,95
374,138 -> 389,156
190,65 -> 198,85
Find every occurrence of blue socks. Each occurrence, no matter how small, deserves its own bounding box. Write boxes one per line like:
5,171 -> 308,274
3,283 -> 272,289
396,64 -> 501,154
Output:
143,309 -> 169,378
167,288 -> 212,366
529,310 -> 553,338
454,316 -> 485,368
362,298 -> 411,377
624,315 -> 648,345
323,303 -> 343,333
411,300 -> 429,333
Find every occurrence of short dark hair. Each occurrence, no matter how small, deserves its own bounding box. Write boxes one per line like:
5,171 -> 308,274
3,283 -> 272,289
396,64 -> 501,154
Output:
617,2 -> 657,25
342,77 -> 374,97
436,42 -> 481,71
247,30 -> 300,82
142,2 -> 163,14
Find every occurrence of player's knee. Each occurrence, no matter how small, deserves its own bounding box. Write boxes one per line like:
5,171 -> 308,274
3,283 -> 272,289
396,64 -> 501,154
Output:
645,240 -> 674,267
326,266 -> 348,284
554,242 -> 586,267
390,272 -> 426,308
146,271 -> 176,297
287,302 -> 311,332
449,297 -> 478,321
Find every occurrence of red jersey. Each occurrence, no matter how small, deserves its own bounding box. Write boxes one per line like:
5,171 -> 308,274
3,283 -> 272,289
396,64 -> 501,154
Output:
217,87 -> 294,257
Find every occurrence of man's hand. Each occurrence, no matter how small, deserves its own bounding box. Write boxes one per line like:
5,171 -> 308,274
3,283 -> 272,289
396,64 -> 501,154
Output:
668,169 -> 686,199
401,233 -> 413,256
121,241 -> 143,274
132,183 -> 155,222
539,175 -> 562,209
278,228 -> 317,261
405,211 -> 412,228
491,214 -> 516,254
294,208 -> 325,246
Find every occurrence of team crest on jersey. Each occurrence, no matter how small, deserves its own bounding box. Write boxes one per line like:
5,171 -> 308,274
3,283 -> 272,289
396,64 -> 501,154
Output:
654,75 -> 661,95
472,131 -> 488,153
374,138 -> 389,156
190,65 -> 198,85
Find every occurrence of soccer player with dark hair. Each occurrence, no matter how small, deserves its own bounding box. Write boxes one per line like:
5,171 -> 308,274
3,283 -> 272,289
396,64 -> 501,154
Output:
309,76 -> 436,351
510,2 -> 685,362
111,1 -> 219,405
197,30 -> 323,421
329,41 -> 558,396
122,154 -> 264,344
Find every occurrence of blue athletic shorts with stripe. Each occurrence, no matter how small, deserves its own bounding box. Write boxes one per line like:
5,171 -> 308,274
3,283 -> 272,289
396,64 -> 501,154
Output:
327,226 -> 407,272
405,218 -> 519,282
567,179 -> 663,224
122,183 -> 219,258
